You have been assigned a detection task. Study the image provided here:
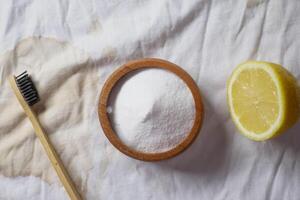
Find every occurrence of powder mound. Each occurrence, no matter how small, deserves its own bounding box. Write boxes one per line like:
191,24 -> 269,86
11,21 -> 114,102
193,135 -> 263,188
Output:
108,68 -> 195,153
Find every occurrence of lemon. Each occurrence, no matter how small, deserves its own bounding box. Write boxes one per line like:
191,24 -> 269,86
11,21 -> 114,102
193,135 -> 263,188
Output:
227,61 -> 300,141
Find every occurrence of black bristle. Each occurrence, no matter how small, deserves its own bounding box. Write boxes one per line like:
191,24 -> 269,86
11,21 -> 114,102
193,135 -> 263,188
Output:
15,71 -> 40,106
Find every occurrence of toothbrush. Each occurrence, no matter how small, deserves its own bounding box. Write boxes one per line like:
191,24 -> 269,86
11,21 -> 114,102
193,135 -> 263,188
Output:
9,71 -> 82,200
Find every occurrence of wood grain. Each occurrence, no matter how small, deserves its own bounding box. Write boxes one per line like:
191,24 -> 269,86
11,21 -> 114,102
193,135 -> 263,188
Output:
98,58 -> 204,161
9,76 -> 82,200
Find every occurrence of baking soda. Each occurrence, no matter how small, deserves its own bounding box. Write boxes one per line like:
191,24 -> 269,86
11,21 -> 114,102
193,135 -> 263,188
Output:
108,68 -> 195,153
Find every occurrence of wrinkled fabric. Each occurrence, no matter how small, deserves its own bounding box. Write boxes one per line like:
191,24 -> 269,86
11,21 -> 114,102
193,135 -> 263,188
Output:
0,0 -> 300,200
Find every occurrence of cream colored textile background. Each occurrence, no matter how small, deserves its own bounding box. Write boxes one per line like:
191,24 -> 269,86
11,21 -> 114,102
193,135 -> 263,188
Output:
0,0 -> 300,199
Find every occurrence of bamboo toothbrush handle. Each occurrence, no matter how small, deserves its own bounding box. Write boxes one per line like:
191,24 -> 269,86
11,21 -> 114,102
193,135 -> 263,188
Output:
9,77 -> 82,200
28,112 -> 82,200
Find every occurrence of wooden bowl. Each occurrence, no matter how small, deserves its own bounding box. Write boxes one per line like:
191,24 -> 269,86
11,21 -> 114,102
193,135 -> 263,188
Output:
98,58 -> 204,161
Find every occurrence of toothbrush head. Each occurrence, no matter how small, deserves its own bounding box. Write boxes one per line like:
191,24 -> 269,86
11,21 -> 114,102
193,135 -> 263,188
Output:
15,71 -> 40,106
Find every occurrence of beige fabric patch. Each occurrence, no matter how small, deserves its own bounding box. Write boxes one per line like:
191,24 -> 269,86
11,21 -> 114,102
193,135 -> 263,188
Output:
0,37 -> 98,194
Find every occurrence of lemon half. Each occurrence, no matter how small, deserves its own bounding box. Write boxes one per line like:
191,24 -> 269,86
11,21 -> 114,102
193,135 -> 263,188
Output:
227,61 -> 300,141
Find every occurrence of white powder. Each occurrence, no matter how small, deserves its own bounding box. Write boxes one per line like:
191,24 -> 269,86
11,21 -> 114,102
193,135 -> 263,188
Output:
108,68 -> 195,153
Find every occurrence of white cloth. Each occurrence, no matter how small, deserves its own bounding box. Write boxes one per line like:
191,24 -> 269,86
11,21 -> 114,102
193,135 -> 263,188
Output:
0,0 -> 300,199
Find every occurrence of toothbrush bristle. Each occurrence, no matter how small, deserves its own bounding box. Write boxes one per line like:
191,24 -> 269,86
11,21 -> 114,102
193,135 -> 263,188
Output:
15,71 -> 40,106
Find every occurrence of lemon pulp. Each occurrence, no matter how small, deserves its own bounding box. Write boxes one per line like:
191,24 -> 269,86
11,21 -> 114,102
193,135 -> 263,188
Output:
232,68 -> 280,133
